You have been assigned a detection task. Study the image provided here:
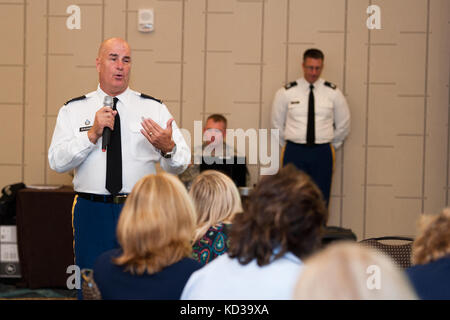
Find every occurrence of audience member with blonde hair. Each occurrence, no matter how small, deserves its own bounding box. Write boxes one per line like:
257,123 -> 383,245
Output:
294,242 -> 417,300
181,165 -> 328,299
189,170 -> 242,265
93,172 -> 202,299
406,208 -> 450,299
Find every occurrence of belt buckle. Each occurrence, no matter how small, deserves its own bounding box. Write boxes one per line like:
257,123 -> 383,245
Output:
113,195 -> 127,204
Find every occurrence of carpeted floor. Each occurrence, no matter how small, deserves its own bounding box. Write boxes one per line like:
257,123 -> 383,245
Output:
0,278 -> 77,299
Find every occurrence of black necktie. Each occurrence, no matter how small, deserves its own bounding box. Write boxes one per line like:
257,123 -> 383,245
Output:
106,97 -> 122,195
306,84 -> 315,146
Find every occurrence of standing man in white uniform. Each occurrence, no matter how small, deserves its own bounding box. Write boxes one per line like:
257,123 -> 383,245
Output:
271,49 -> 350,207
48,38 -> 190,287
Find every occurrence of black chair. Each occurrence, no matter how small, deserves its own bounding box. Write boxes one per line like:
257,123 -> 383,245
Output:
321,226 -> 357,247
359,236 -> 414,269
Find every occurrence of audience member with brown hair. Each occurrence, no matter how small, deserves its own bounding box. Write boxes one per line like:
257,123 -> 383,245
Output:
294,242 -> 417,300
181,164 -> 328,299
406,208 -> 450,299
189,170 -> 242,265
93,172 -> 202,299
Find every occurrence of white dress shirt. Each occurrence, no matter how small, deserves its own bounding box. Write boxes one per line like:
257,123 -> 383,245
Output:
181,252 -> 303,300
48,86 -> 190,194
271,77 -> 350,149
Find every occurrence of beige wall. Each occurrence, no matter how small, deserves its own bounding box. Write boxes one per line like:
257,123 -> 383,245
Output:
1,0 -> 449,240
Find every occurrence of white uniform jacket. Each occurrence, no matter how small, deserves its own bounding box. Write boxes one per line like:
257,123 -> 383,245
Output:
271,77 -> 350,149
48,86 -> 190,194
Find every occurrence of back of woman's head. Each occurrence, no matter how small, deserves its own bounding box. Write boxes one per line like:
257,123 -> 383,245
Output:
229,164 -> 328,266
294,242 -> 418,300
114,172 -> 197,275
189,170 -> 242,242
412,208 -> 450,265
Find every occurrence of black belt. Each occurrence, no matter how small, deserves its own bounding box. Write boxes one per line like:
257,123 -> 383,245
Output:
287,140 -> 330,146
76,192 -> 128,204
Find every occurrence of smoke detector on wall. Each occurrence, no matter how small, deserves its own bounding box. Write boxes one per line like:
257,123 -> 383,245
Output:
138,9 -> 154,32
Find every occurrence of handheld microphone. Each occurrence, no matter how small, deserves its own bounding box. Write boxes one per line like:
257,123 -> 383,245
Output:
101,96 -> 114,152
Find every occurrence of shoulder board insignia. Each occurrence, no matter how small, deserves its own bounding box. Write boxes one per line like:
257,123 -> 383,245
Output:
140,93 -> 162,104
324,81 -> 337,90
64,95 -> 86,105
284,81 -> 298,90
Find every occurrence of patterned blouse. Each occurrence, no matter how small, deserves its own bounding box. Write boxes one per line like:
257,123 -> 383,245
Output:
192,223 -> 232,265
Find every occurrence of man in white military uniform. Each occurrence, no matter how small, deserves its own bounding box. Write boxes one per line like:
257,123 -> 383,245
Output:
48,38 -> 190,289
271,49 -> 350,207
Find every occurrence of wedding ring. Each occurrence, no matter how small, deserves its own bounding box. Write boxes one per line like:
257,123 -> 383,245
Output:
149,131 -> 153,136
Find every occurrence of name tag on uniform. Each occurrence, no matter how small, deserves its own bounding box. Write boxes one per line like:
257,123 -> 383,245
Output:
79,126 -> 92,132
290,101 -> 300,104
